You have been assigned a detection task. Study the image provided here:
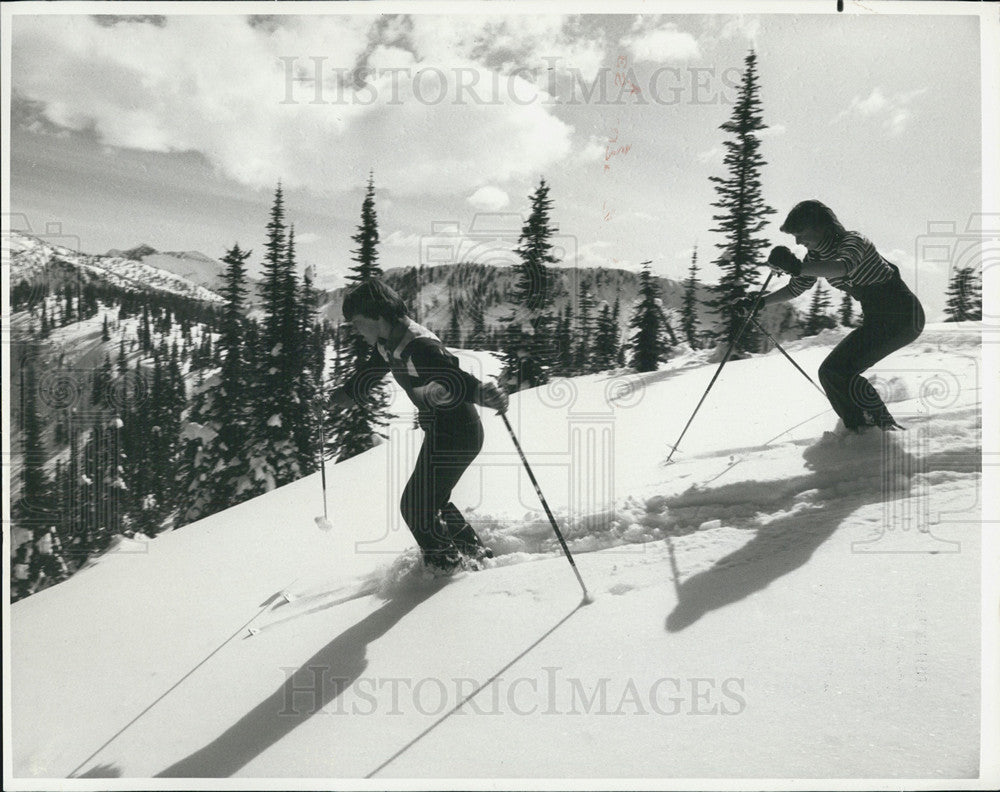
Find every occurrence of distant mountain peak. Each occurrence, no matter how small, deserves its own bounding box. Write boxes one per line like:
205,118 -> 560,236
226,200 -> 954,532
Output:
106,244 -> 158,260
162,250 -> 217,264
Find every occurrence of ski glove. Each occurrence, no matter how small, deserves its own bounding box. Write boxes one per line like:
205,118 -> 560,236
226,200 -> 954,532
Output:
767,246 -> 802,276
734,296 -> 763,317
479,381 -> 509,414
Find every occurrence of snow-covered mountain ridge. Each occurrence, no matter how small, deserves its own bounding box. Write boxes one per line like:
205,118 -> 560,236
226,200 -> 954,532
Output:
8,232 -> 224,304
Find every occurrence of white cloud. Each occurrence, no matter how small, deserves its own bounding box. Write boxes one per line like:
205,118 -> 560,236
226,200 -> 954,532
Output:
623,20 -> 700,63
467,186 -> 510,211
368,44 -> 419,73
697,146 -> 723,164
12,15 -> 575,196
406,15 -> 606,84
835,87 -> 928,137
383,230 -> 423,249
296,232 -> 322,245
578,136 -> 605,163
855,88 -> 890,116
718,16 -> 761,45
757,123 -> 787,138
697,15 -> 761,48
573,239 -> 615,267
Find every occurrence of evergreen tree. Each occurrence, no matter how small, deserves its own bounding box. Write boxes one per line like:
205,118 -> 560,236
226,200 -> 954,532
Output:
330,174 -> 391,462
944,265 -> 982,322
511,178 -> 558,315
592,301 -> 620,372
14,357 -> 54,533
502,178 -> 561,386
102,315 -> 111,342
63,282 -> 74,325
448,298 -> 462,347
628,262 -> 673,372
140,305 -> 152,353
180,244 -> 263,523
468,282 -> 487,349
573,276 -> 596,374
554,304 -> 574,376
121,359 -> 150,534
92,353 -> 113,407
292,252 -> 321,476
612,295 -> 622,355
260,184 -> 289,350
838,291 -> 855,327
680,246 -> 701,348
968,268 -> 984,320
255,184 -> 303,487
706,49 -> 776,354
803,283 -> 835,337
349,173 -> 382,281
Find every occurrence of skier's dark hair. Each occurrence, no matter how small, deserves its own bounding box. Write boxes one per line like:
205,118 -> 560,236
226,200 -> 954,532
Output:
780,200 -> 847,236
342,278 -> 408,322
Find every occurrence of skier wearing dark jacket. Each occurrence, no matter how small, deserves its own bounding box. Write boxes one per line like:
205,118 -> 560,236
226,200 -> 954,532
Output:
331,279 -> 508,575
739,200 -> 925,432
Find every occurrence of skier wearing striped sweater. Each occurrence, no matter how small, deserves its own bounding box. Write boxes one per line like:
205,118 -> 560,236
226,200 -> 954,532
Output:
738,200 -> 925,432
331,279 -> 508,575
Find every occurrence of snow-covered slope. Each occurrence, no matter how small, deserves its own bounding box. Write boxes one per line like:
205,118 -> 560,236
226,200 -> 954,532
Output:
8,232 -> 224,304
7,322 -> 994,783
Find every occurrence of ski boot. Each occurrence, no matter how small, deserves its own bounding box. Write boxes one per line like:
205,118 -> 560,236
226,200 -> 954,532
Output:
450,524 -> 494,570
422,547 -> 465,579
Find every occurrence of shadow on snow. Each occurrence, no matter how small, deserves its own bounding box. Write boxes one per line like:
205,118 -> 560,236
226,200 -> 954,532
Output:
662,431 -> 956,632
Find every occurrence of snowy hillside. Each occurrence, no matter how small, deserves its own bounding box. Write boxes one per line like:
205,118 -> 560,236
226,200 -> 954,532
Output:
8,232 -> 224,304
106,245 -> 227,292
8,322 -> 994,784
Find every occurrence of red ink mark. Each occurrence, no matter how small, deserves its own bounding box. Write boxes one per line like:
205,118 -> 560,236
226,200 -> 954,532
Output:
600,55 -> 638,222
613,55 -> 641,96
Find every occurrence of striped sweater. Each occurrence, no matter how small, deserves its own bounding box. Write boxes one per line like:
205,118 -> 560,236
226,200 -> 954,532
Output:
343,319 -> 484,430
786,231 -> 897,299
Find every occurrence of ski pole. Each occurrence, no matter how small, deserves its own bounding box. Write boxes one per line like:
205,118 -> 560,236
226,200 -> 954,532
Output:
665,271 -> 774,464
500,411 -> 593,604
315,407 -> 332,531
747,316 -> 826,397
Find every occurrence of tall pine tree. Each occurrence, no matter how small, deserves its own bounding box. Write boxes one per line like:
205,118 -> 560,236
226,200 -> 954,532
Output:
14,356 -> 54,534
592,300 -> 621,372
944,265 -> 982,322
292,250 -> 321,475
707,49 -> 776,355
680,246 -> 701,348
502,178 -> 561,386
511,178 -> 558,315
330,173 -> 391,462
448,298 -> 462,347
803,283 -> 834,337
468,282 -> 487,349
838,291 -> 855,327
180,244 -> 261,523
572,276 -> 596,374
628,262 -> 673,372
255,184 -> 303,487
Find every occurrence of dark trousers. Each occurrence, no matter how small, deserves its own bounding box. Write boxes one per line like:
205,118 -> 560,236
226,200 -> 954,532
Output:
818,278 -> 925,429
400,418 -> 485,559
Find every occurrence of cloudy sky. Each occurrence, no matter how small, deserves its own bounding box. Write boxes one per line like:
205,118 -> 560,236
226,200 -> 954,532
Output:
5,6 -> 988,319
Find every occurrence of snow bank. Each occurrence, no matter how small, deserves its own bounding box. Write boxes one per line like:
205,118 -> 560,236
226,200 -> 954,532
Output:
7,322 -> 990,783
